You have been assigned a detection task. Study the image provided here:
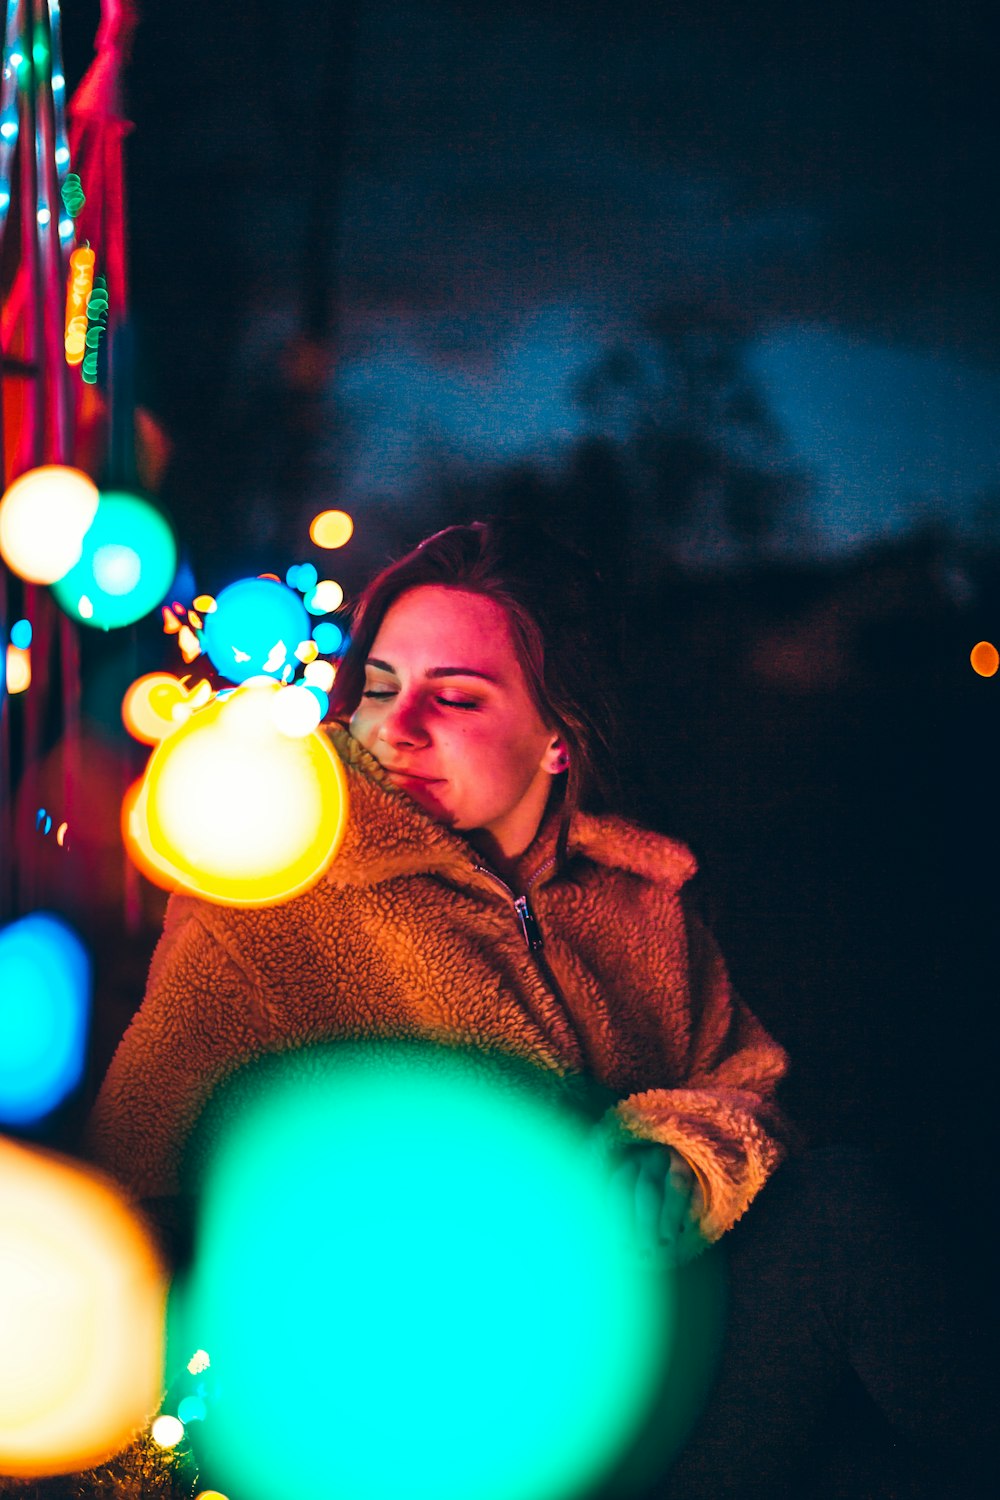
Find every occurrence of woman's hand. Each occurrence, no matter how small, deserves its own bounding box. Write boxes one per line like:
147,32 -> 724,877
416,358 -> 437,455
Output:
607,1142 -> 707,1269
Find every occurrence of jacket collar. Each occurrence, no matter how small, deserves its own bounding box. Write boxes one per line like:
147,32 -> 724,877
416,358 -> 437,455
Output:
327,726 -> 696,894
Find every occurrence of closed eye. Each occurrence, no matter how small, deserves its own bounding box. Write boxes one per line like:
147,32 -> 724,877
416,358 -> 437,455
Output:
360,688 -> 480,711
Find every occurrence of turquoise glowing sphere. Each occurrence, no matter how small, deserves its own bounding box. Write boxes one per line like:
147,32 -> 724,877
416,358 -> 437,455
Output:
0,913 -> 91,1125
51,491 -> 176,630
170,1043 -> 671,1500
201,578 -> 310,685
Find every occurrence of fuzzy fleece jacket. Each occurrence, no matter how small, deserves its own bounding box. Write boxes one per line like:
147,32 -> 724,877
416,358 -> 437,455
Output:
88,728 -> 792,1242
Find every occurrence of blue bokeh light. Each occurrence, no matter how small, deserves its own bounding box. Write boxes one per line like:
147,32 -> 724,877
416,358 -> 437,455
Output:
311,621 -> 343,655
201,578 -> 311,685
10,618 -> 32,649
0,912 -> 92,1125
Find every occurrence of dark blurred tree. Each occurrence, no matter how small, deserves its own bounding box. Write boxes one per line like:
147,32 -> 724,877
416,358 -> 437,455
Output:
576,301 -> 808,571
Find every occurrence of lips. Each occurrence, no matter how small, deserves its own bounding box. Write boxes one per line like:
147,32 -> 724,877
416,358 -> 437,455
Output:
384,769 -> 440,784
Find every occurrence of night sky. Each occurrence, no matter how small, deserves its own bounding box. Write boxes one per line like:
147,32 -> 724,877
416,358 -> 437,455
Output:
59,0 -> 1000,581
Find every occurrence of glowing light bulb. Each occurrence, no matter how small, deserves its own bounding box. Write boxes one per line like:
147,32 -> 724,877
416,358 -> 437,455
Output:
201,578 -> 311,685
311,621 -> 343,655
5,645 -> 30,694
51,491 -> 177,629
304,579 -> 344,615
0,913 -> 90,1125
303,659 -> 336,694
271,684 -> 323,738
0,465 -> 99,584
151,1415 -> 184,1449
123,680 -> 349,907
970,640 -> 999,677
310,509 -> 354,549
172,1044 -> 673,1500
0,1138 -> 167,1478
177,1396 -> 207,1425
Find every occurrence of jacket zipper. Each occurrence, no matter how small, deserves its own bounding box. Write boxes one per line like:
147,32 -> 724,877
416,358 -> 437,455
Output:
472,856 -> 556,952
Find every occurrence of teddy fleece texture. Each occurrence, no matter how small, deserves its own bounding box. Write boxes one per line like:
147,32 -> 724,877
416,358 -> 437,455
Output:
88,728 -> 791,1243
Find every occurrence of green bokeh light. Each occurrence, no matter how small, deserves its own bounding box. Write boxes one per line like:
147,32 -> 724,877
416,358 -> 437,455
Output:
51,492 -> 176,629
171,1043 -> 672,1500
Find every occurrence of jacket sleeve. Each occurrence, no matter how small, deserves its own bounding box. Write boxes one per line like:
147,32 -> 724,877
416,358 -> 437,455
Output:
85,896 -> 272,1202
609,901 -> 793,1243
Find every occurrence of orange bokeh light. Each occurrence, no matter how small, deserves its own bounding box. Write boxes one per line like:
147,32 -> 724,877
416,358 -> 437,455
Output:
970,640 -> 999,678
5,643 -> 31,694
0,1137 -> 166,1478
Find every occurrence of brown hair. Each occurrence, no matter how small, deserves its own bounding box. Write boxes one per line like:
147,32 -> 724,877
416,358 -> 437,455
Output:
329,519 -> 623,844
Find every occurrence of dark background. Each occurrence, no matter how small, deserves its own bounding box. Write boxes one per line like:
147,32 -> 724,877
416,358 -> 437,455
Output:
39,3 -> 1000,1492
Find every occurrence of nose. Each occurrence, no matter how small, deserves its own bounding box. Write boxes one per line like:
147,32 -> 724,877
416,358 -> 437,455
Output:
377,691 -> 430,749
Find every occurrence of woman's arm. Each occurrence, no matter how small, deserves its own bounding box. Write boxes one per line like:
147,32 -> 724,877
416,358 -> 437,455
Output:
86,897 -> 272,1203
604,901 -> 793,1246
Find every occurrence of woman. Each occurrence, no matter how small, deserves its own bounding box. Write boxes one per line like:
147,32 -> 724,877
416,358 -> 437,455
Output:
89,518 -> 790,1257
90,520 -> 985,1496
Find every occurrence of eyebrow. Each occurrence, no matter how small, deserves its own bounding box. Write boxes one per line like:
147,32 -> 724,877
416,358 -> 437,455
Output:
365,657 -> 500,684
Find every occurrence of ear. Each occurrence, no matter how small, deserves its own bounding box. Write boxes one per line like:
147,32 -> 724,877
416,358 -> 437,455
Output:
541,736 -> 570,776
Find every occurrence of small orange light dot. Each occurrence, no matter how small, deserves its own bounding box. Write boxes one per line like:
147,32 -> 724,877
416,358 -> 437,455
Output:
970,641 -> 999,678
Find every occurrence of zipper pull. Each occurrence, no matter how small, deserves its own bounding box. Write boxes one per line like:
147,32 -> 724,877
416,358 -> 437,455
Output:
513,894 -> 544,952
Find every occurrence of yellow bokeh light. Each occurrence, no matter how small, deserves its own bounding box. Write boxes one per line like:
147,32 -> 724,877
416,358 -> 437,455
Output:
150,1415 -> 184,1450
304,659 -> 336,693
271,684 -> 324,738
194,1491 -> 230,1500
0,466 -> 99,584
0,1137 -> 167,1478
6,643 -> 31,694
121,673 -> 201,745
310,579 -> 344,613
309,509 -> 354,549
970,640 -> 999,678
193,594 -> 217,614
295,638 -> 319,664
123,680 -> 348,907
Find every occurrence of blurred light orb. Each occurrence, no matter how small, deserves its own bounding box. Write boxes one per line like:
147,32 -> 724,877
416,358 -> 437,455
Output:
0,465 -> 98,584
285,561 -> 317,592
970,640 -> 999,677
122,673 -> 202,745
10,617 -> 32,649
309,509 -> 354,549
0,1137 -> 167,1477
304,659 -> 336,693
51,491 -> 177,629
123,680 -> 348,907
0,912 -> 91,1126
304,579 -> 344,615
270,684 -> 323,738
151,1415 -> 185,1449
201,578 -> 310,685
170,1044 -> 669,1500
177,1396 -> 207,1425
6,643 -> 31,694
311,621 -> 343,655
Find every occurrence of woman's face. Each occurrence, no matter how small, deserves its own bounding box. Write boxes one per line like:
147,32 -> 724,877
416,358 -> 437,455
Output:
349,585 -> 564,862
